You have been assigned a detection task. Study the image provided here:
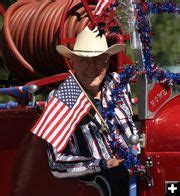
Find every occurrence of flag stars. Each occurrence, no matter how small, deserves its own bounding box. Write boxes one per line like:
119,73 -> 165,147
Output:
54,76 -> 82,108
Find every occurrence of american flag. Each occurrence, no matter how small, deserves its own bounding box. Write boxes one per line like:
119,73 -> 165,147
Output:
94,0 -> 113,16
31,75 -> 92,153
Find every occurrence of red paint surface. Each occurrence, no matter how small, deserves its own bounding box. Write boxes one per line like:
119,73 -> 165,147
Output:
0,109 -> 39,196
0,149 -> 16,196
145,152 -> 180,196
141,96 -> 180,196
148,83 -> 172,112
146,96 -> 180,152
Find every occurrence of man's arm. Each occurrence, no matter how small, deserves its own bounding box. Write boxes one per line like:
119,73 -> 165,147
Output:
47,144 -> 105,178
47,144 -> 125,179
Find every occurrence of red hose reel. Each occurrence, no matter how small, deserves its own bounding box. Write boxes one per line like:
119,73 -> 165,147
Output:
2,0 -> 129,83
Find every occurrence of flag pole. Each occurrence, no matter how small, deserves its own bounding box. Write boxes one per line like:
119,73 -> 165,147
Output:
69,70 -> 109,133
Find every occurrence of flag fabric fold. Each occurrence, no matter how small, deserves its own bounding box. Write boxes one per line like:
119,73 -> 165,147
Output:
95,0 -> 113,16
31,75 -> 92,153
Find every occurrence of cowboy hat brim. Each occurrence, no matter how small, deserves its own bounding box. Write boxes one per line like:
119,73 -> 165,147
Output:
56,44 -> 126,58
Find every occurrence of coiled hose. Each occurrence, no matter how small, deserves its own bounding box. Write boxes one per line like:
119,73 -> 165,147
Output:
2,0 -> 97,82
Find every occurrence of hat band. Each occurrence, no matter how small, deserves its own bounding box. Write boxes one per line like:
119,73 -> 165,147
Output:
73,50 -> 104,53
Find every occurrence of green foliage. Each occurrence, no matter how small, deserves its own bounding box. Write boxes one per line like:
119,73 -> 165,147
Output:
151,13 -> 180,67
1,0 -> 15,9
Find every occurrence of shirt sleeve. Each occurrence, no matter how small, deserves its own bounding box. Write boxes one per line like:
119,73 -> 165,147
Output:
47,144 -> 104,178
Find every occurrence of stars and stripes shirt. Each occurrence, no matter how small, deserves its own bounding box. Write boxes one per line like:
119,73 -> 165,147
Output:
102,72 -> 138,144
48,72 -> 138,178
48,119 -> 112,178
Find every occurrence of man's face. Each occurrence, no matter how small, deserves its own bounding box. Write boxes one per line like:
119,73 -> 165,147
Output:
71,54 -> 110,93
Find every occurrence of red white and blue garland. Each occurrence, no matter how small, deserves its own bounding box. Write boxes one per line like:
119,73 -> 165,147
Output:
101,1 -> 180,85
100,1 -> 180,171
136,1 -> 180,85
103,65 -> 140,169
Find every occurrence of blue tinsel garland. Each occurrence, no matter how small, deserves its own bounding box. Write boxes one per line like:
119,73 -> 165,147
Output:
103,1 -> 180,85
136,1 -> 180,85
102,65 -> 140,169
100,1 -> 180,171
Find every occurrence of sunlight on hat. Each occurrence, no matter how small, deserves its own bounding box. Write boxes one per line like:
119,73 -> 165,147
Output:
56,26 -> 125,58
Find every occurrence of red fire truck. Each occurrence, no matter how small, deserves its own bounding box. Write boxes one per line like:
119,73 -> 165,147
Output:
0,1 -> 179,196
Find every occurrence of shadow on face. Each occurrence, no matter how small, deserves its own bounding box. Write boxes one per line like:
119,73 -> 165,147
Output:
70,54 -> 110,93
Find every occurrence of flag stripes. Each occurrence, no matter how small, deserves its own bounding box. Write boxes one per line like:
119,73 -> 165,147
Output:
31,90 -> 92,153
95,0 -> 113,16
57,100 -> 92,152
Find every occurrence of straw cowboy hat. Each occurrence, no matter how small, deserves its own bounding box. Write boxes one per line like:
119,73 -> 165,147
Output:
56,26 -> 125,58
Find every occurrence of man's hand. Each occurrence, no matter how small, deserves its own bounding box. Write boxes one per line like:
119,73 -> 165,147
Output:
106,158 -> 124,168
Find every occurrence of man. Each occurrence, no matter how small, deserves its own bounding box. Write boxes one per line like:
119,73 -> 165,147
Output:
46,26 -> 138,196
